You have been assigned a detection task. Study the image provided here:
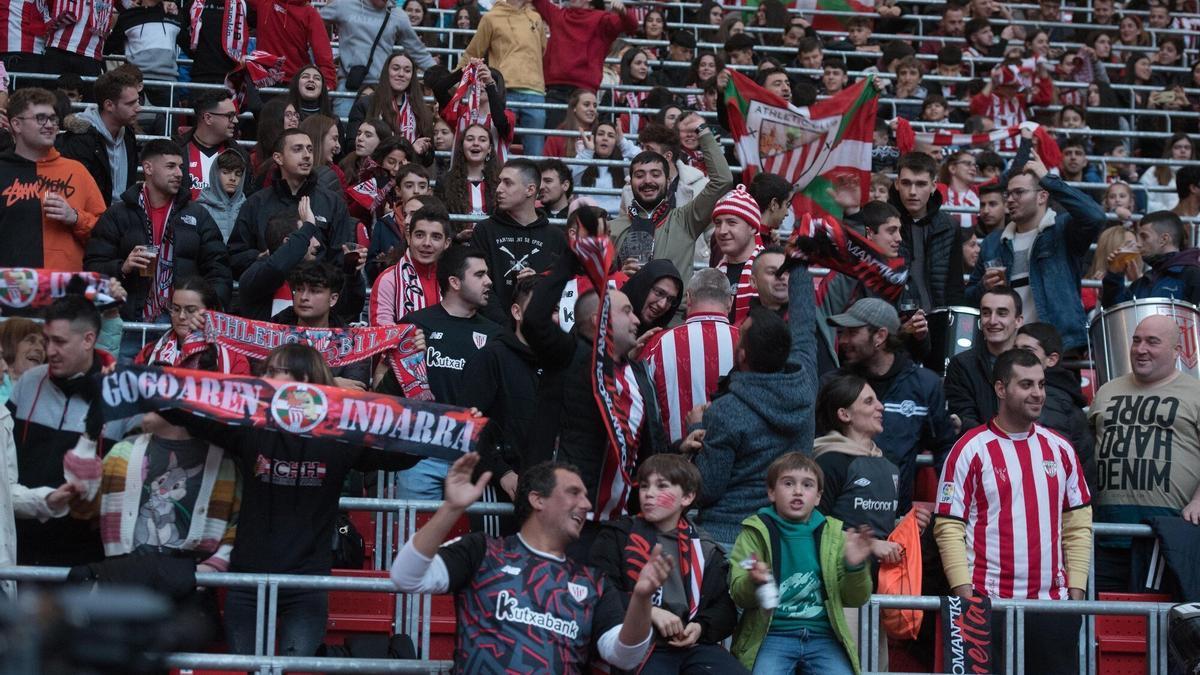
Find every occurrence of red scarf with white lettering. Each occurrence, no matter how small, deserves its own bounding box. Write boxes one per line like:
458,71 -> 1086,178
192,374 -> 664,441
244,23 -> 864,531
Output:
139,186 -> 175,322
189,0 -> 248,62
718,242 -> 764,325
572,214 -> 645,521
139,329 -> 241,374
391,252 -> 438,320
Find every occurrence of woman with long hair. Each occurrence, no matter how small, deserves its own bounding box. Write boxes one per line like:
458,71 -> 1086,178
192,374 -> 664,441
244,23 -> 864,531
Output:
937,150 -> 979,230
1086,30 -> 1119,64
752,0 -> 790,46
338,119 -> 393,182
1139,132 -> 1195,212
608,49 -> 656,135
446,3 -> 481,53
346,136 -> 415,224
438,123 -> 501,220
135,277 -> 251,374
251,97 -> 300,183
298,114 -> 346,192
288,64 -> 336,122
543,89 -> 599,158
685,52 -> 723,108
715,13 -> 746,46
1115,14 -> 1148,61
150,342 -> 417,658
640,9 -> 666,59
572,119 -> 637,216
350,53 -> 434,161
1085,222 -> 1141,311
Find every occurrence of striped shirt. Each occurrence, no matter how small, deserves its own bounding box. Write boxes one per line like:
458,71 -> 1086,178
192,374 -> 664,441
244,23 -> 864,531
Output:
0,0 -> 49,53
46,0 -> 114,61
936,420 -> 1091,599
968,94 -> 1028,152
946,185 -> 980,231
643,312 -> 739,442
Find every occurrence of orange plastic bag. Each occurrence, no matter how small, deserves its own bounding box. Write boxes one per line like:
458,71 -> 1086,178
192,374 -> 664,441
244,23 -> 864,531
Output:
877,508 -> 924,640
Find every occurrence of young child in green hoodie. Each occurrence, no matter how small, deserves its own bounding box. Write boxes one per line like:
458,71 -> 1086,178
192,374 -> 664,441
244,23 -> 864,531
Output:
728,452 -> 876,675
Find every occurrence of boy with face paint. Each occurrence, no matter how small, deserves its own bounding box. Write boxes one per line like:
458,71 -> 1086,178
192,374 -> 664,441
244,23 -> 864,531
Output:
589,454 -> 746,674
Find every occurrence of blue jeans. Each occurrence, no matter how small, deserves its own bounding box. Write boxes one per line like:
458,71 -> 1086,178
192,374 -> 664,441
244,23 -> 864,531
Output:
333,80 -> 356,121
751,628 -> 854,675
396,458 -> 449,501
506,90 -> 546,157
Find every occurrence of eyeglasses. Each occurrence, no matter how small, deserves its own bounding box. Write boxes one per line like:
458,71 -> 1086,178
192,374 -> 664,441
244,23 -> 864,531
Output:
283,110 -> 301,120
167,304 -> 203,317
207,111 -> 240,122
648,286 -> 679,303
1003,188 -> 1036,199
15,113 -> 58,128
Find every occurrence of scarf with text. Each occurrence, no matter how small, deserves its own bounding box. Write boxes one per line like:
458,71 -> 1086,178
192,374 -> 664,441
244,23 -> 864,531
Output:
572,223 -> 645,521
189,0 -> 248,62
623,517 -> 706,621
790,213 -> 908,302
392,252 -> 438,320
445,63 -> 511,166
0,269 -> 113,309
200,312 -> 432,400
718,242 -> 764,325
141,330 -> 242,374
394,95 -> 418,143
92,366 -> 484,461
139,187 -> 176,322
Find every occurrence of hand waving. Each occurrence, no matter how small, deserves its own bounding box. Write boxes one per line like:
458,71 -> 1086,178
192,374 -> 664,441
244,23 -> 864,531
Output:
633,544 -> 674,599
443,452 -> 492,511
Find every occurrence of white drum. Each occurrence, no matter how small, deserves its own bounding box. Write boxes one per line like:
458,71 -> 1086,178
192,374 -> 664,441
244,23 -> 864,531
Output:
1088,298 -> 1200,388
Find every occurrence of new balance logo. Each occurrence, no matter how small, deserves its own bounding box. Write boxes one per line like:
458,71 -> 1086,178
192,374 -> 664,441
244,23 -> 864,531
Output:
852,477 -> 872,487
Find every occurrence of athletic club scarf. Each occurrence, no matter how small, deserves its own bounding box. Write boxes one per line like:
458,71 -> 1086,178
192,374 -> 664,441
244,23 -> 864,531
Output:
572,216 -> 644,522
141,330 -> 241,374
445,62 -> 511,166
394,95 -> 418,143
93,365 -> 485,461
139,187 -> 175,322
892,118 -> 1063,168
200,312 -> 433,400
627,197 -> 671,232
790,212 -> 909,302
392,252 -> 436,319
189,0 -> 248,62
622,517 -> 706,621
0,268 -> 114,309
718,242 -> 764,325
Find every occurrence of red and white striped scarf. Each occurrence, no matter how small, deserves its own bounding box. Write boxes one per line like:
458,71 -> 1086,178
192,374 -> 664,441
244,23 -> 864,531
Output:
446,63 -> 511,165
623,517 -> 705,619
618,90 -> 649,136
394,95 -> 417,143
718,242 -> 763,325
573,229 -> 645,522
141,330 -> 239,374
391,252 -> 437,320
138,187 -> 175,322
892,118 -> 1063,170
189,0 -> 247,62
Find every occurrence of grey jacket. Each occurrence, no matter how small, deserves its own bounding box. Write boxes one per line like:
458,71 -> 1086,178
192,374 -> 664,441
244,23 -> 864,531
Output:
196,149 -> 247,243
693,265 -> 818,545
318,0 -> 435,82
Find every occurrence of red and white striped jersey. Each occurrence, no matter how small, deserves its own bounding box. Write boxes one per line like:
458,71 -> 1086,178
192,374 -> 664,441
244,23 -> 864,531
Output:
0,0 -> 50,53
936,421 -> 1091,600
642,312 -> 739,442
946,185 -> 980,231
969,94 -> 1028,152
46,0 -> 114,61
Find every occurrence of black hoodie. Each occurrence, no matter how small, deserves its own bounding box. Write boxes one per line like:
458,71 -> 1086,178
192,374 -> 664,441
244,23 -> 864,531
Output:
620,259 -> 683,335
470,209 -> 568,323
1041,365 -> 1097,493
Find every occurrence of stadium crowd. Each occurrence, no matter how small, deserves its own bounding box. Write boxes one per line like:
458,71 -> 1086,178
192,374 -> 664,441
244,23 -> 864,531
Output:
0,0 -> 1199,671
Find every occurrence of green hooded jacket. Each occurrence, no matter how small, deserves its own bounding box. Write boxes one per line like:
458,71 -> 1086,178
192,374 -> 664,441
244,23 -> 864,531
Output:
728,510 -> 873,672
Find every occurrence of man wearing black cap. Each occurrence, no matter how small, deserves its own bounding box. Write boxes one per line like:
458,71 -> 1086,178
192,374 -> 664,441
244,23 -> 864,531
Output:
725,33 -> 756,67
827,298 -> 957,512
662,32 -> 696,87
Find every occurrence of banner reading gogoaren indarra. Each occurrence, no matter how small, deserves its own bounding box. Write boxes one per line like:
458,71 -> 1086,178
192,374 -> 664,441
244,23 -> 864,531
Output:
95,365 -> 486,461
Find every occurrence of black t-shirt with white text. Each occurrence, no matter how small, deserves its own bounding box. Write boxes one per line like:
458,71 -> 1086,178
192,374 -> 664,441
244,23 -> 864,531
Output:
405,304 -> 503,404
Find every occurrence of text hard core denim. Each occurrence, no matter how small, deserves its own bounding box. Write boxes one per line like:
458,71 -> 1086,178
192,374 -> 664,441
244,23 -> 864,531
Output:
750,628 -> 854,675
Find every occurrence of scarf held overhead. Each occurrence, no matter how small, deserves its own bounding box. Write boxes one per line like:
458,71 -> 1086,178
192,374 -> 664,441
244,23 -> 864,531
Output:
201,311 -> 432,400
0,268 -> 114,309
94,366 -> 485,461
790,213 -> 909,302
572,232 -> 645,521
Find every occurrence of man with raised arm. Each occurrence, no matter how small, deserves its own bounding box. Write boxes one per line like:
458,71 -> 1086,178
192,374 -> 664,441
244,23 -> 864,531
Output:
391,454 -> 672,672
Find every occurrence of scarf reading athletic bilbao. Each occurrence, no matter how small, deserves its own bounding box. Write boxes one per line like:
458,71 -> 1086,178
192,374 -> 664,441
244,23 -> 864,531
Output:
789,212 -> 908,302
573,233 -> 644,521
201,312 -> 432,400
937,595 -> 994,673
93,366 -> 484,461
0,268 -> 113,309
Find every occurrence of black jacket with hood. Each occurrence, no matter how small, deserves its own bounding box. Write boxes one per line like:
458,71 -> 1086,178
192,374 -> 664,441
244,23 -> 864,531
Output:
83,183 -> 233,320
621,259 -> 683,335
1102,247 -> 1200,307
470,209 -> 569,324
943,344 -> 997,435
56,114 -> 140,207
1041,364 -> 1097,492
888,186 -> 964,311
524,250 -> 670,508
457,330 -> 543,488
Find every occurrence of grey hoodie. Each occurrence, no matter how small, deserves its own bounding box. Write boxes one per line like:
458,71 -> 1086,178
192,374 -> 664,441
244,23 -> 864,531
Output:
79,107 -> 128,204
197,150 -> 247,243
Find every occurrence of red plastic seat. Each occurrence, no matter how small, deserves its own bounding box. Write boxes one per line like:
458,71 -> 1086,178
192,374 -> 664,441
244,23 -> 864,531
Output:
1096,592 -> 1173,675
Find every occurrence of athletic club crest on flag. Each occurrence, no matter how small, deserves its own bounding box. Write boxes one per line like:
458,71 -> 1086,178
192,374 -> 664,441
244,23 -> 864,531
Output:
473,332 -> 489,349
1170,314 -> 1198,369
270,383 -> 328,434
567,581 -> 588,603
0,268 -> 38,308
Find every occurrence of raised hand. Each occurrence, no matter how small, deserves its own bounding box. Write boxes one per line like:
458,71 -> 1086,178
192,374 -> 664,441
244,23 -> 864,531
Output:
844,524 -> 877,568
633,544 -> 674,599
298,196 -> 316,225
443,452 -> 492,511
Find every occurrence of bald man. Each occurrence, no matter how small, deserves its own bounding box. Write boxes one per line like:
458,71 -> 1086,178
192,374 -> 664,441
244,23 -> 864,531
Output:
1089,314 -> 1200,591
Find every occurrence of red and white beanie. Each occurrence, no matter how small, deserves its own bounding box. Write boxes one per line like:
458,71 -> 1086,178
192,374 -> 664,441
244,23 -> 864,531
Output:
712,184 -> 763,234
